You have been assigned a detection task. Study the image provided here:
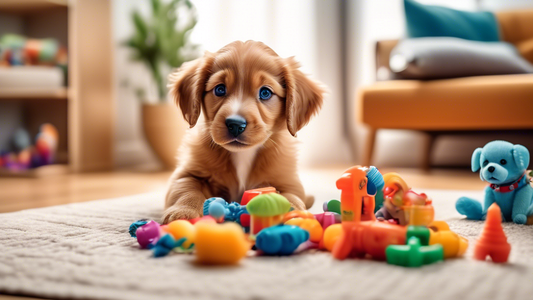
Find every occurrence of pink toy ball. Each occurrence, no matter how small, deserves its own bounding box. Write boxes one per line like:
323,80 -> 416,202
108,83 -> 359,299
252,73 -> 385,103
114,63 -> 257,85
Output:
136,220 -> 161,249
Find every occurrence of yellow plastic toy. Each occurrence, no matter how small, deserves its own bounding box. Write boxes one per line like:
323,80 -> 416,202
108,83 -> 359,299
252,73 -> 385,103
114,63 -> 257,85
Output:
404,205 -> 435,226
165,220 -> 196,249
322,223 -> 342,252
284,218 -> 323,243
282,210 -> 315,223
428,221 -> 468,258
194,222 -> 251,265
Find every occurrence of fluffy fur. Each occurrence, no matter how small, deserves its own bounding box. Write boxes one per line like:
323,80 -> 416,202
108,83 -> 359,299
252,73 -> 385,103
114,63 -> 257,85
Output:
456,140 -> 533,224
163,41 -> 325,223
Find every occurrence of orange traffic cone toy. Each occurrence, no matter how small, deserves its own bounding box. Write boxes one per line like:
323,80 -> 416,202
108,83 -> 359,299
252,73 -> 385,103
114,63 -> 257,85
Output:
473,203 -> 511,263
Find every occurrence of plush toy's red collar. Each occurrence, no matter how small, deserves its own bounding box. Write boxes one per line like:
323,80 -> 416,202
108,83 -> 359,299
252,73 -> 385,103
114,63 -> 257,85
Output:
489,172 -> 527,193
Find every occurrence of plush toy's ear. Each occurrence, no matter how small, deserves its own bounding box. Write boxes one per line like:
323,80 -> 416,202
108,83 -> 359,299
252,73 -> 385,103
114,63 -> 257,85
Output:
282,57 -> 325,136
512,144 -> 530,170
168,54 -> 214,128
471,148 -> 483,172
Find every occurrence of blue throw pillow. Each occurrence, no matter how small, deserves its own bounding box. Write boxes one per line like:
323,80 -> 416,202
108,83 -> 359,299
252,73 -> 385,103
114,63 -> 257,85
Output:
404,0 -> 500,42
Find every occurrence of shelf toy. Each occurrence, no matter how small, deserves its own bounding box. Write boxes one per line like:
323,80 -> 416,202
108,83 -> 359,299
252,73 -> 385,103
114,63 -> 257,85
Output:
473,203 -> 511,263
194,222 -> 251,264
386,236 -> 444,267
255,225 -> 309,255
456,141 -> 533,224
1,124 -> 59,171
246,193 -> 291,239
0,34 -> 67,67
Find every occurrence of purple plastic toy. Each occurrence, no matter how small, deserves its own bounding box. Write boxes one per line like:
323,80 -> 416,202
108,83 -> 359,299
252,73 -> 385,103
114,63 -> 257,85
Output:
314,212 -> 340,230
136,220 -> 161,249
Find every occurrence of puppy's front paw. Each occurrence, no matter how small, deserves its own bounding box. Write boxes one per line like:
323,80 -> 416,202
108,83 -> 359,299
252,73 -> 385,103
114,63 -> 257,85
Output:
513,214 -> 527,224
162,206 -> 201,224
289,200 -> 306,211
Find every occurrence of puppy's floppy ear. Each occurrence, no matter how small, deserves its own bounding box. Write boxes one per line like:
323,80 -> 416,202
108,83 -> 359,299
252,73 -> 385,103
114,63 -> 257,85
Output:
168,54 -> 214,128
282,57 -> 325,136
512,144 -> 530,170
471,148 -> 483,172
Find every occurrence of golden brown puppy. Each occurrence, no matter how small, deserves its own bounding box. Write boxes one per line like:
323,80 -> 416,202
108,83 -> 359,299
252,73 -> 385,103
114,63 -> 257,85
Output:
163,40 -> 324,223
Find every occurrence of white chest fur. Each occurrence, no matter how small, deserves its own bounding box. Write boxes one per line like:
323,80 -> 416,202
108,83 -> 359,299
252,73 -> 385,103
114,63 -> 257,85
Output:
231,146 -> 260,192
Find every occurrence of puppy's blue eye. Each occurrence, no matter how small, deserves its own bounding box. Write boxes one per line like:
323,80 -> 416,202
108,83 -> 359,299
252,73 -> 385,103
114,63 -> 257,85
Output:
483,160 -> 489,167
500,159 -> 507,165
259,87 -> 273,100
214,84 -> 226,97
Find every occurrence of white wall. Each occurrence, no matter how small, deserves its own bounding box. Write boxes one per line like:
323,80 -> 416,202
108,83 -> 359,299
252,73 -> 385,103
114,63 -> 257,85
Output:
112,0 -> 167,167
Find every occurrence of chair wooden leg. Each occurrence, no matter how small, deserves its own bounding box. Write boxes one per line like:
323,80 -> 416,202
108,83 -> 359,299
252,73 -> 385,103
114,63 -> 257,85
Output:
422,132 -> 436,171
363,128 -> 377,166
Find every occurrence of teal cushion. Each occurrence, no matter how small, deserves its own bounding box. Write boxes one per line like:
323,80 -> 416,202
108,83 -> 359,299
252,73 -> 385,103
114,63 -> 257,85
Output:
404,0 -> 500,42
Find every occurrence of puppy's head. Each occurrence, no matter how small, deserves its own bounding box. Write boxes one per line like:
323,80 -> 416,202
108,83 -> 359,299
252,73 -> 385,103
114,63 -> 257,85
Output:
472,140 -> 530,185
169,40 -> 324,152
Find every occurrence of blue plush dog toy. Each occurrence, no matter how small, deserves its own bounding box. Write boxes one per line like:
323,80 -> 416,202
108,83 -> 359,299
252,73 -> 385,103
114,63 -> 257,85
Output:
456,140 -> 533,224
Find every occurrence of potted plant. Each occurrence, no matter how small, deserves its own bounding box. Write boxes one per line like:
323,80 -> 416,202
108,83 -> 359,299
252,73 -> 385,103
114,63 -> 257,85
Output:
125,0 -> 198,169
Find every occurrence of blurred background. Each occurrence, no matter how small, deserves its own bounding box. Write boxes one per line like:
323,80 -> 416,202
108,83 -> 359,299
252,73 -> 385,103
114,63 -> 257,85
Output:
1,0 -> 532,179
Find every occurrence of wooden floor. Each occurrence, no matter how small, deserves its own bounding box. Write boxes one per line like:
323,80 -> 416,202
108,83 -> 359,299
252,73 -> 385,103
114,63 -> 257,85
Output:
0,166 -> 485,213
0,170 -> 172,213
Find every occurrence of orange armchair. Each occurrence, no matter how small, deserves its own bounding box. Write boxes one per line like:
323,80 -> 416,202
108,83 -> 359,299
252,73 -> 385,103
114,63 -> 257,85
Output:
358,9 -> 533,169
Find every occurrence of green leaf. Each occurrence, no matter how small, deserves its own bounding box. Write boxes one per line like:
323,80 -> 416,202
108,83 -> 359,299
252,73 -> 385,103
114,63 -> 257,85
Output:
123,0 -> 199,101
132,11 -> 148,40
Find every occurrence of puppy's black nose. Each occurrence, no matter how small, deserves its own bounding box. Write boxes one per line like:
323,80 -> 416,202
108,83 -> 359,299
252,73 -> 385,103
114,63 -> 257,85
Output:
225,116 -> 247,137
488,166 -> 495,172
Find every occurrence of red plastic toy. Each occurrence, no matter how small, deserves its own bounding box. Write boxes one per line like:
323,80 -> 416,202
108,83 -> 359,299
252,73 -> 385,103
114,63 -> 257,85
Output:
473,203 -> 511,263
332,166 -> 407,260
240,187 -> 276,205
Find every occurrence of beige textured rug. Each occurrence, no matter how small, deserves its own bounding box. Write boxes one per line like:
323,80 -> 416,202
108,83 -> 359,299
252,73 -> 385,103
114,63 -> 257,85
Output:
1,186 -> 533,300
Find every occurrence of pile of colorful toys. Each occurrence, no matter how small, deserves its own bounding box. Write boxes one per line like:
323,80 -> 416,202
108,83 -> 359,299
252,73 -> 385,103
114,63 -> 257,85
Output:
0,124 -> 59,171
129,165 -> 512,267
